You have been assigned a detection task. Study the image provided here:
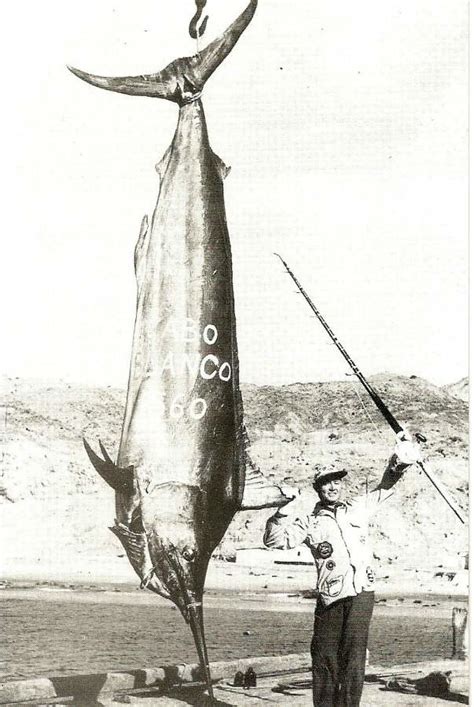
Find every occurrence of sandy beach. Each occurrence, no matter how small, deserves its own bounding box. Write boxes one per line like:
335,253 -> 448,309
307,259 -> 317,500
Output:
0,552 -> 468,598
0,582 -> 467,616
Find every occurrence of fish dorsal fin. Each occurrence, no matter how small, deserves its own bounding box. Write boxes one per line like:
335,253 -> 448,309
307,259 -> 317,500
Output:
240,452 -> 294,511
213,152 -> 231,181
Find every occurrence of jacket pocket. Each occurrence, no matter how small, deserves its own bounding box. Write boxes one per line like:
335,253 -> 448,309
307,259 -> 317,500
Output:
322,574 -> 344,598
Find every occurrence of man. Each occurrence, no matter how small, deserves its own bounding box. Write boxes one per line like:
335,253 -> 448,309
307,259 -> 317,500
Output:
263,434 -> 422,707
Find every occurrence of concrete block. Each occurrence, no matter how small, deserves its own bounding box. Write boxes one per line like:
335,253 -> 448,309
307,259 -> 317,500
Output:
449,674 -> 469,696
51,671 -> 137,698
0,654 -> 312,703
210,653 -> 311,680
134,667 -> 167,688
0,678 -> 56,704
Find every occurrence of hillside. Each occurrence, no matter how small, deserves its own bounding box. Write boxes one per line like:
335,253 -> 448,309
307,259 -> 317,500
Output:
0,374 -> 468,582
443,377 -> 469,402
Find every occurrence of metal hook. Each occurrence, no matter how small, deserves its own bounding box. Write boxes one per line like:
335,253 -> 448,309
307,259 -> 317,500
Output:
189,0 -> 209,39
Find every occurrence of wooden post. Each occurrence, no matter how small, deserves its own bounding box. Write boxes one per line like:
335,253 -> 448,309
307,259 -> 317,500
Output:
452,607 -> 468,660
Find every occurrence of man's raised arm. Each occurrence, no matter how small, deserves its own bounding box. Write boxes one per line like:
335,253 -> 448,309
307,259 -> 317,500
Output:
263,488 -> 316,550
354,435 -> 422,514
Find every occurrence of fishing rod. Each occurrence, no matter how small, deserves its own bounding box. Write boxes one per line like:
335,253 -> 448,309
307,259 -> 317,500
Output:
275,253 -> 466,525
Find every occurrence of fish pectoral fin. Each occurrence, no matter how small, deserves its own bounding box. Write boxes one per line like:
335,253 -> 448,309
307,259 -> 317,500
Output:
111,523 -> 171,600
240,455 -> 295,511
212,152 -> 231,181
155,144 -> 173,181
83,438 -> 134,494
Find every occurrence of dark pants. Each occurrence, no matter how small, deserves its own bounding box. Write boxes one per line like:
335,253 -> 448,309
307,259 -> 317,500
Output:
311,591 -> 375,707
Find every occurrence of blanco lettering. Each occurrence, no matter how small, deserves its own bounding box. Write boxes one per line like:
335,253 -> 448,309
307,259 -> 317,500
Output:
182,353 -> 200,376
219,362 -> 232,382
200,354 -> 219,380
159,352 -> 175,376
203,324 -> 218,345
184,317 -> 199,344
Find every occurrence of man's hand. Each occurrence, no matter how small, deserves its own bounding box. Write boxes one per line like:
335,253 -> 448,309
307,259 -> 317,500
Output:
277,487 -> 316,516
395,436 -> 423,466
390,432 -> 423,472
279,484 -> 299,501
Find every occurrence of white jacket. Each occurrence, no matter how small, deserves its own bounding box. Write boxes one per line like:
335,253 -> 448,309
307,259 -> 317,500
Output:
263,465 -> 405,607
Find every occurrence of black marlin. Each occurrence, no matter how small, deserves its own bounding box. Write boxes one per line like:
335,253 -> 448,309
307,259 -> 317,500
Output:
70,1 -> 290,699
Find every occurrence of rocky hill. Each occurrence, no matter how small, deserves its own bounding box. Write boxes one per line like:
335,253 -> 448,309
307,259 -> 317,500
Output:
443,377 -> 469,402
0,374 -> 468,581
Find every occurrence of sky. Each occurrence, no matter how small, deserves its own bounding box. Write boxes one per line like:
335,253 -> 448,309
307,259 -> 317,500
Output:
1,0 -> 468,389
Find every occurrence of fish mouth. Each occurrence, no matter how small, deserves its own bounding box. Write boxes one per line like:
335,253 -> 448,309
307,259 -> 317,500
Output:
188,601 -> 214,701
146,535 -> 214,697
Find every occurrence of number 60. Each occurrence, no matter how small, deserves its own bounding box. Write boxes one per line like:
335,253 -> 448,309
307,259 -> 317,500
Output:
169,396 -> 208,420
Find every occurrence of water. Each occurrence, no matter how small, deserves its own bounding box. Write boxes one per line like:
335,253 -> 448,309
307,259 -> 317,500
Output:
1,594 -> 461,681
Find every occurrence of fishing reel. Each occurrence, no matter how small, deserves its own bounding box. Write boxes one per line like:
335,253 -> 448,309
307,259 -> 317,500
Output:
397,430 -> 427,445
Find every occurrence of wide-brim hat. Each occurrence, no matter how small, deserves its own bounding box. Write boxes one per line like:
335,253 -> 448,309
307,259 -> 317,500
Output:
312,466 -> 347,487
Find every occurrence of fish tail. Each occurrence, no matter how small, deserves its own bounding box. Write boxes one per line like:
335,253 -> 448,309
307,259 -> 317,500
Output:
68,0 -> 257,104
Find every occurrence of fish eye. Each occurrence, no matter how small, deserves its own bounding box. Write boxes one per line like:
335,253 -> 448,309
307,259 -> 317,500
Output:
182,546 -> 196,562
